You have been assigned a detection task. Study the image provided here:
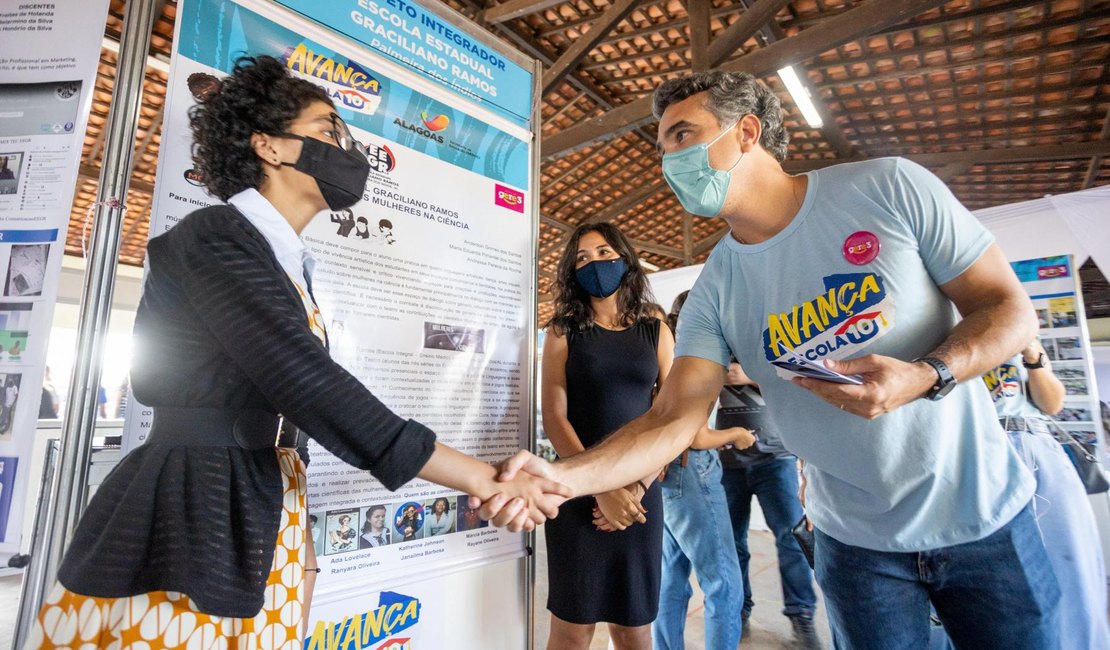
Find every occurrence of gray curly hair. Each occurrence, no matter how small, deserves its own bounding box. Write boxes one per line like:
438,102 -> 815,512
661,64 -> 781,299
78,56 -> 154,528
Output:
653,71 -> 789,162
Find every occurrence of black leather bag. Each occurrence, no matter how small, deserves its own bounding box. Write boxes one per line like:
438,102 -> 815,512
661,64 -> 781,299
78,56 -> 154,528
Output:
792,516 -> 816,569
1050,423 -> 1110,495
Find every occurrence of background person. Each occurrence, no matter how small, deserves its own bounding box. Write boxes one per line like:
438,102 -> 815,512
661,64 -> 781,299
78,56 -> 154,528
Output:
540,222 -> 666,650
715,358 -> 821,648
653,290 -> 754,650
978,336 -> 1110,649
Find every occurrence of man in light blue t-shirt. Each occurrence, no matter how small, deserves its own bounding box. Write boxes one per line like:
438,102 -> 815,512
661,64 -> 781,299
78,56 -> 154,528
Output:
493,71 -> 1061,649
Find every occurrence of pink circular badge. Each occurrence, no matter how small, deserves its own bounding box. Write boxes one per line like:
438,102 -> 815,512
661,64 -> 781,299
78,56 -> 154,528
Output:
843,231 -> 880,265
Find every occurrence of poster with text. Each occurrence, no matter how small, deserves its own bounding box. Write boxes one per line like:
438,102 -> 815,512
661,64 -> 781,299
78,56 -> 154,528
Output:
1011,255 -> 1106,450
135,0 -> 536,634
0,0 -> 111,548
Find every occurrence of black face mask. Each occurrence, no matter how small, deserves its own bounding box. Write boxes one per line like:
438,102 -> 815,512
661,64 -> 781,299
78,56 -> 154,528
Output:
280,135 -> 370,210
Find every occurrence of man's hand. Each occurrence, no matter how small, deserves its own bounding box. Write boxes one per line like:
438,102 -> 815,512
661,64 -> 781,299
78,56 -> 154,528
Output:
792,355 -> 936,419
723,426 -> 757,450
469,451 -> 572,531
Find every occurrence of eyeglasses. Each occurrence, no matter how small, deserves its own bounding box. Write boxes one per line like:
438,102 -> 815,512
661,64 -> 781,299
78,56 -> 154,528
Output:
326,113 -> 362,154
275,113 -> 364,155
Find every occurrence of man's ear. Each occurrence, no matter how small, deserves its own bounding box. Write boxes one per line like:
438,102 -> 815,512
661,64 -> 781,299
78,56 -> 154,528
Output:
737,113 -> 763,152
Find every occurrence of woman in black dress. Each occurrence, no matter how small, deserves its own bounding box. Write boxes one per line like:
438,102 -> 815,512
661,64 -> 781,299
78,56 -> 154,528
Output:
541,223 -> 673,649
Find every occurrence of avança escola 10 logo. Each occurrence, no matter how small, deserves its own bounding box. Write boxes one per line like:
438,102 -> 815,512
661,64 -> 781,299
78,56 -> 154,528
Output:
762,272 -> 894,367
284,43 -> 382,116
306,591 -> 420,650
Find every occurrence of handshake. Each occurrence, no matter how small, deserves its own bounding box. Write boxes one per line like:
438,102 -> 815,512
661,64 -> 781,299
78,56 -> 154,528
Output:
466,451 -> 650,533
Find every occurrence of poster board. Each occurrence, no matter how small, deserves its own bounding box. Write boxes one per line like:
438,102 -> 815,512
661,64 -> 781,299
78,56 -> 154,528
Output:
1011,255 -> 1106,450
0,0 -> 111,550
131,0 -> 539,644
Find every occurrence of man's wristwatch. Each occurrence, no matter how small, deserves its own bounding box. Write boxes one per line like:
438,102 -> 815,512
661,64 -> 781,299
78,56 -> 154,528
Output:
1023,352 -> 1047,369
915,356 -> 956,401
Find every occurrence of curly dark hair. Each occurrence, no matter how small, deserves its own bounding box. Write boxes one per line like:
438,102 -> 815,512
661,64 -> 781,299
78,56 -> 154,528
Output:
546,223 -> 657,335
188,56 -> 332,201
653,71 -> 789,162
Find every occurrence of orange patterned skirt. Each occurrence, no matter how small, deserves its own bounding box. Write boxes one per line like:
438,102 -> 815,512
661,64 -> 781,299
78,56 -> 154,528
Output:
28,448 -> 308,650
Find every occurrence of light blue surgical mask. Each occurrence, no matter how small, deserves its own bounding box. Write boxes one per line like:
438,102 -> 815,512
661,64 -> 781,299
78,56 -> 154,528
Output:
661,123 -> 744,217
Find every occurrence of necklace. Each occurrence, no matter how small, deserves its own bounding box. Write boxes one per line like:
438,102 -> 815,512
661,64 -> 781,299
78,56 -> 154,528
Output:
594,318 -> 625,330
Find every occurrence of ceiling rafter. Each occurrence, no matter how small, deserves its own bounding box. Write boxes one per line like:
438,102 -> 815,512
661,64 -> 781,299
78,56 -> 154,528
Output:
542,0 -> 953,160
541,0 -> 642,97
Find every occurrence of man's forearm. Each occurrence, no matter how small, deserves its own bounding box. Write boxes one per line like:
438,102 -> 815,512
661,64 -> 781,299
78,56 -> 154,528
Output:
556,407 -> 702,497
929,295 -> 1037,382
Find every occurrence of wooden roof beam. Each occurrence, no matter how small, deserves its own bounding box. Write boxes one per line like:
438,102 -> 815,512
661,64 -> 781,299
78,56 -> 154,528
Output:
542,0 -> 952,160
482,0 -> 566,25
541,0 -> 641,97
784,141 -> 1110,173
1082,109 -> 1110,189
687,0 -> 711,73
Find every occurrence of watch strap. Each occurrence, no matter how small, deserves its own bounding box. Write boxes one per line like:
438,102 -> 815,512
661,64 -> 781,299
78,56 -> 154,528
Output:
1023,352 -> 1046,369
915,356 -> 955,401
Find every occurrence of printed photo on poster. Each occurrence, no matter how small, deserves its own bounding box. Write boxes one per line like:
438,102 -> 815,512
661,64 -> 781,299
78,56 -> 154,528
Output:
423,496 -> 455,538
1054,336 -> 1083,361
309,511 -> 325,555
1036,308 -> 1050,329
423,321 -> 485,353
0,303 -> 32,362
1049,296 -> 1078,328
1061,378 -> 1088,396
359,503 -> 392,549
393,501 -> 424,542
1054,366 -> 1086,380
324,508 -> 359,555
0,373 -> 21,443
0,81 -> 83,138
456,496 -> 488,532
0,152 -> 23,195
5,243 -> 50,296
1057,407 -> 1092,423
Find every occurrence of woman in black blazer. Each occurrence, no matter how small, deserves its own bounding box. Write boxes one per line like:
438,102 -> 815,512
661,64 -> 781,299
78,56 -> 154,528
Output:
29,56 -> 567,648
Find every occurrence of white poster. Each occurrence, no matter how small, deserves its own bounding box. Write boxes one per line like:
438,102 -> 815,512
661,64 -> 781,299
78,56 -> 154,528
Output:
0,0 -> 112,548
1010,255 -> 1106,446
136,0 -> 537,634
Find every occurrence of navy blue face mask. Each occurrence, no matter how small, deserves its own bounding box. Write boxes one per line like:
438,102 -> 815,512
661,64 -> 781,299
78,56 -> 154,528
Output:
575,258 -> 628,298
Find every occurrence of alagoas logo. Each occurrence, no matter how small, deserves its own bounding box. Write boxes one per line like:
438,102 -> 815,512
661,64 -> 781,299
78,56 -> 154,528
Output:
283,43 -> 382,116
762,272 -> 896,379
420,111 -> 450,132
983,362 -> 1021,403
393,116 -> 446,144
306,591 -> 421,650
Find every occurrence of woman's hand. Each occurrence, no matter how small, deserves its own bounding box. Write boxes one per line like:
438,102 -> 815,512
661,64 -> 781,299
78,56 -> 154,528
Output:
470,453 -> 573,532
722,426 -> 757,450
592,485 -> 647,532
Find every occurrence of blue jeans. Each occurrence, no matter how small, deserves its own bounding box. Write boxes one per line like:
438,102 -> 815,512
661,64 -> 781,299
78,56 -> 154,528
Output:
815,503 -> 1061,650
653,450 -> 743,650
719,456 -> 817,618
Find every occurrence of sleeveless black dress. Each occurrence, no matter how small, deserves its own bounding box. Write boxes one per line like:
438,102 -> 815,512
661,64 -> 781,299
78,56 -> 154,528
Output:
545,319 -> 664,626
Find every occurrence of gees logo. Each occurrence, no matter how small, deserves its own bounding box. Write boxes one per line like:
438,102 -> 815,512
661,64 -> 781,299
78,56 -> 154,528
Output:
762,272 -> 896,379
494,184 -> 524,213
364,143 -> 397,175
419,111 -> 450,132
282,44 -> 382,116
376,639 -> 412,650
183,169 -> 204,187
394,116 -> 445,144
